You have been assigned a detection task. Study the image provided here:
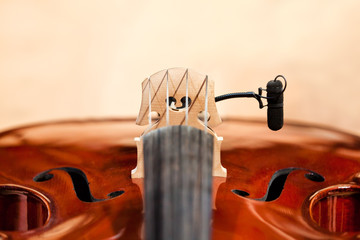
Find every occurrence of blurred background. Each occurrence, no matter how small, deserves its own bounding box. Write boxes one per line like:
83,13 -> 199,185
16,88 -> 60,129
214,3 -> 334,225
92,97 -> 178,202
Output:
0,0 -> 359,134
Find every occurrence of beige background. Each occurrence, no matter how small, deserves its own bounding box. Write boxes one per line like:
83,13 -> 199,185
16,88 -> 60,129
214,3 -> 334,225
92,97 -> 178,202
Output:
0,1 -> 359,135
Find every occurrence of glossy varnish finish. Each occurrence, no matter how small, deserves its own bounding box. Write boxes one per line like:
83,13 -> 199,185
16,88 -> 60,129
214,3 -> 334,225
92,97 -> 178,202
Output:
0,118 -> 359,239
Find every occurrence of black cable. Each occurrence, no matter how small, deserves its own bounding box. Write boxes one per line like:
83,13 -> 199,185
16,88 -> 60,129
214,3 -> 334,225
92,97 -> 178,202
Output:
273,75 -> 287,94
215,92 -> 259,102
215,91 -> 265,108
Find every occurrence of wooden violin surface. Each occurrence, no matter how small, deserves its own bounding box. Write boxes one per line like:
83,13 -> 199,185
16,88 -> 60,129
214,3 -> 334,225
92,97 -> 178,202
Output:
0,118 -> 359,239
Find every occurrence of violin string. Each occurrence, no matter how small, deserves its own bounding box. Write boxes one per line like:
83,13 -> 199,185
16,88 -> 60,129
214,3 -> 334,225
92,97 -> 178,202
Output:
166,70 -> 169,126
204,75 -> 209,131
179,77 -> 206,126
148,77 -> 152,126
138,72 -> 167,124
185,69 -> 189,126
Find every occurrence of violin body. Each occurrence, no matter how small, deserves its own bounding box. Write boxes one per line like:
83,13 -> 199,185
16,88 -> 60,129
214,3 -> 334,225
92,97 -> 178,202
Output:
0,118 -> 359,239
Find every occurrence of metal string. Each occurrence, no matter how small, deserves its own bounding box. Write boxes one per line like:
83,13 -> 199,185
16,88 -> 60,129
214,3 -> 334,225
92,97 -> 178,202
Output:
148,77 -> 152,126
185,69 -> 189,125
166,70 -> 169,126
204,75 -> 209,131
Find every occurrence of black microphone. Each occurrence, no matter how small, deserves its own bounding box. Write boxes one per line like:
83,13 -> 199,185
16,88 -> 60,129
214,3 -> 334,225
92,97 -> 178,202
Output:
266,79 -> 283,131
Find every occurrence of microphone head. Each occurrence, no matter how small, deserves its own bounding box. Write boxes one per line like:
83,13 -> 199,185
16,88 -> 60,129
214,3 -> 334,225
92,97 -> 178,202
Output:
266,80 -> 284,131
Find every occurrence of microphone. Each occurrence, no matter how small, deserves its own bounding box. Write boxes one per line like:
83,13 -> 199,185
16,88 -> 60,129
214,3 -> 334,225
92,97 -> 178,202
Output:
266,79 -> 283,131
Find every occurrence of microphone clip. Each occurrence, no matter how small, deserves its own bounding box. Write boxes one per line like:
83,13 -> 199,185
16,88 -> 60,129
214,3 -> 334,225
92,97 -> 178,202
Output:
214,75 -> 287,109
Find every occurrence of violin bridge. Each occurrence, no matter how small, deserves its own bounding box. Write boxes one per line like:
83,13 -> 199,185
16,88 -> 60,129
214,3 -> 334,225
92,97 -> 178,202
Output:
131,68 -> 227,179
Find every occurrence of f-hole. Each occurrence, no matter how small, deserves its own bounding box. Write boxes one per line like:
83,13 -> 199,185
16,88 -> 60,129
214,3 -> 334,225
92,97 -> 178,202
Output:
34,167 -> 124,202
232,167 -> 325,202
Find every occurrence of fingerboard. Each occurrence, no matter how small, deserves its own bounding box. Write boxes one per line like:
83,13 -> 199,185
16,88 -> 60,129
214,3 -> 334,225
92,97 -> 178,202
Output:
144,125 -> 213,240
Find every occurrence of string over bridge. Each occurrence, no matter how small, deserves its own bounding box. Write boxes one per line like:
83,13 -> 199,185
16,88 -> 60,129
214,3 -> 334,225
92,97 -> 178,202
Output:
131,67 -> 226,178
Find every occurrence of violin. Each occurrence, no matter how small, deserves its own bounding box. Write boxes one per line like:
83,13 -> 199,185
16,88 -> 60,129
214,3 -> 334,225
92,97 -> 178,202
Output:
0,68 -> 359,240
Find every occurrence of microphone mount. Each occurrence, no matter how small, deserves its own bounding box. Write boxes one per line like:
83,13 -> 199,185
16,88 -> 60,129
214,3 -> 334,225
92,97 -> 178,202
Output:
214,75 -> 287,109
